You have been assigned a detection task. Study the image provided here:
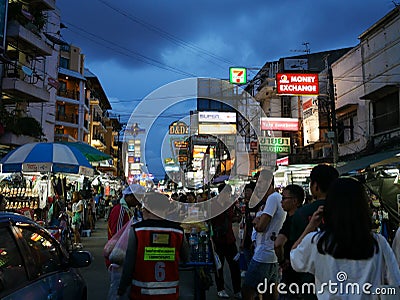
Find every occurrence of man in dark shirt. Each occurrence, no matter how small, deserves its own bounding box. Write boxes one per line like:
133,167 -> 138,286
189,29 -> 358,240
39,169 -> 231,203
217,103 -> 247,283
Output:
289,164 -> 339,299
210,183 -> 242,299
274,184 -> 304,298
289,164 -> 339,242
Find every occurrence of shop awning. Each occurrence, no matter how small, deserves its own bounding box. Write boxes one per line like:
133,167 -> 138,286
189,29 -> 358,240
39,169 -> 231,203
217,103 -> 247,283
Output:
337,149 -> 400,175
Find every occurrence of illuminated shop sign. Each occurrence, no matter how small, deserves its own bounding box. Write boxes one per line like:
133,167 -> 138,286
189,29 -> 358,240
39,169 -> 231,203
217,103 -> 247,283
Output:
259,137 -> 291,153
198,111 -> 237,123
229,67 -> 247,84
276,156 -> 289,166
260,117 -> 298,131
169,121 -> 188,135
276,73 -> 319,95
198,123 -> 237,135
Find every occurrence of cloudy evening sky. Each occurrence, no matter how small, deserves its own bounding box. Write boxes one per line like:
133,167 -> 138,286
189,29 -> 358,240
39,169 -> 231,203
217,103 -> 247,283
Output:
57,0 -> 395,120
57,0 -> 396,178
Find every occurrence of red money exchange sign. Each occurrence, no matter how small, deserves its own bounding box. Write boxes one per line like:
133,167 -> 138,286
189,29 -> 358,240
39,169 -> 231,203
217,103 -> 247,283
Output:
276,73 -> 319,95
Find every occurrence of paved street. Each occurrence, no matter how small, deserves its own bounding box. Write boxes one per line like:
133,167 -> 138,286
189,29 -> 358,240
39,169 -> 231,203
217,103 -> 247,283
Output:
80,218 -> 240,300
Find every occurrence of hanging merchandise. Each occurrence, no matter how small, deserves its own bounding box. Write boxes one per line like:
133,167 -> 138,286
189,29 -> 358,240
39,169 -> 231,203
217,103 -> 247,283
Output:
39,181 -> 48,209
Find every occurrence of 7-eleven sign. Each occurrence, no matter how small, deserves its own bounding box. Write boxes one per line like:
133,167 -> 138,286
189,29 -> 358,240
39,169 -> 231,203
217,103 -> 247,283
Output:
229,67 -> 247,84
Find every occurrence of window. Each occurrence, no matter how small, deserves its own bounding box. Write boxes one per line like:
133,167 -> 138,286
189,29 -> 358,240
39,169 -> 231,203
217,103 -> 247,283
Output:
373,92 -> 400,133
57,104 -> 65,118
338,114 -> 356,144
281,96 -> 292,117
59,80 -> 67,92
60,44 -> 70,52
17,226 -> 62,277
0,227 -> 28,296
59,57 -> 69,69
55,126 -> 64,135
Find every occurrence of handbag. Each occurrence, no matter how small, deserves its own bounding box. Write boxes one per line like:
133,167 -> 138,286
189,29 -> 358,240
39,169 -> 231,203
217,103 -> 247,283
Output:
103,218 -> 133,260
108,219 -> 134,265
208,224 -> 222,271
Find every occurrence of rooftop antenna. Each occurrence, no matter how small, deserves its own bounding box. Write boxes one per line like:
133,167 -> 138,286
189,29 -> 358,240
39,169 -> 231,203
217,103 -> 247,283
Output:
290,42 -> 311,55
392,1 -> 399,7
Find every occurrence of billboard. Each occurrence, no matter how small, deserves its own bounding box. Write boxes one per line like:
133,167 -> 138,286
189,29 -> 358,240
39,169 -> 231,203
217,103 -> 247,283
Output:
260,117 -> 298,131
283,58 -> 308,71
276,73 -> 319,95
302,97 -> 319,146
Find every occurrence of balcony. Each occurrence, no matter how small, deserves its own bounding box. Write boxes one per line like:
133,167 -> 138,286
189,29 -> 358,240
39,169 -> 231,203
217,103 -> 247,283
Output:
6,20 -> 52,57
0,132 -> 40,147
55,113 -> 79,125
54,134 -> 77,142
92,115 -> 107,132
2,63 -> 50,103
92,134 -> 106,149
57,89 -> 80,101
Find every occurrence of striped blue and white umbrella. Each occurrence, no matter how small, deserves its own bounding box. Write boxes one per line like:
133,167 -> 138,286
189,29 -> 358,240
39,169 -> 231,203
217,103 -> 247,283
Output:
0,142 -> 94,176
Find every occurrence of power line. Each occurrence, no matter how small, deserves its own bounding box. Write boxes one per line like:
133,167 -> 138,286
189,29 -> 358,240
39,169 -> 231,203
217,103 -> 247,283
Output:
96,0 -> 236,68
65,23 -> 196,78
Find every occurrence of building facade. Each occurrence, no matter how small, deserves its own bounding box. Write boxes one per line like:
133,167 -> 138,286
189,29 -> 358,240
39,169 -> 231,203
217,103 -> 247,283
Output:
0,0 -> 58,153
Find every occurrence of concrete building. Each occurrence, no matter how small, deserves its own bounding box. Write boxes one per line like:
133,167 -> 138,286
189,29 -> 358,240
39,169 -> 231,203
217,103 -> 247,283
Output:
0,0 -> 58,153
333,6 -> 400,162
54,44 -> 89,142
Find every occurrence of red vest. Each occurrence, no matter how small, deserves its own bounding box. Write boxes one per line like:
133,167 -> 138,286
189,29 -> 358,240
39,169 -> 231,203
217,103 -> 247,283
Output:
130,219 -> 184,300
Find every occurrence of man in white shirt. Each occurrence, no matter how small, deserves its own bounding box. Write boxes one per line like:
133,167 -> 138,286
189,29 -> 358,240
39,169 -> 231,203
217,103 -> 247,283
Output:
392,226 -> 400,267
242,170 -> 286,300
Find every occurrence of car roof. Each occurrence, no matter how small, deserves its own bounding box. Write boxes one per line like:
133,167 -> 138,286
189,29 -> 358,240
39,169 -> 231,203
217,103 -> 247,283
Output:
0,212 -> 38,226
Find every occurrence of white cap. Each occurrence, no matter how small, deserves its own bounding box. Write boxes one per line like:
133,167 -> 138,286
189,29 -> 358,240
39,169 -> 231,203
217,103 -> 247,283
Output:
122,184 -> 146,196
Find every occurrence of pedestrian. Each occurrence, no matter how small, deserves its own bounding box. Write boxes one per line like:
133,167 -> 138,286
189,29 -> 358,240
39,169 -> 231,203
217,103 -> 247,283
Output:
291,177 -> 400,299
240,181 -> 257,278
288,164 -> 339,299
0,194 -> 6,211
117,192 -> 189,299
242,169 -> 286,300
392,226 -> 400,267
104,195 -> 112,221
106,184 -> 145,300
210,183 -> 242,299
47,195 -> 62,227
71,191 -> 84,249
273,184 -> 304,299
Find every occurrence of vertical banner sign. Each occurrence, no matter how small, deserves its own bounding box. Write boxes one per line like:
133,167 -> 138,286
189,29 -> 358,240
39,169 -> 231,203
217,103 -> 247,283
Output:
0,0 -> 7,51
229,67 -> 247,84
302,97 -> 319,146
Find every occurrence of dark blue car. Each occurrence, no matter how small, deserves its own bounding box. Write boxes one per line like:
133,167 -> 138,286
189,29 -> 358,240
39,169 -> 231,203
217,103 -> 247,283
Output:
0,212 -> 92,299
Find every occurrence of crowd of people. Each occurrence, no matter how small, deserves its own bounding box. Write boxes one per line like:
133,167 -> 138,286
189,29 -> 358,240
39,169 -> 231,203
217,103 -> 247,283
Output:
100,163 -> 400,300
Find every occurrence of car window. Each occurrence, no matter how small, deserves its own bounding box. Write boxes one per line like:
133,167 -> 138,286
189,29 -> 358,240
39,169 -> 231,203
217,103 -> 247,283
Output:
0,227 -> 28,296
17,225 -> 63,277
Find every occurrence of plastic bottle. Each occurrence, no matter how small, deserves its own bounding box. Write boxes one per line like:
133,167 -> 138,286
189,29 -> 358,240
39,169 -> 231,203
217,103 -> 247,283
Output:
239,215 -> 245,240
199,230 -> 209,262
189,228 -> 199,262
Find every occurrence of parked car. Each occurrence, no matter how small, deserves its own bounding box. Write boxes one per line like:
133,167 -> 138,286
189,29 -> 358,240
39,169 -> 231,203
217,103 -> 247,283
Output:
0,212 -> 92,299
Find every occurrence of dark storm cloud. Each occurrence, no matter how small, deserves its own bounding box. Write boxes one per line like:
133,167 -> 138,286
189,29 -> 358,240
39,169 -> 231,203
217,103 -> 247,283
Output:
56,0 -> 396,112
58,0 -> 393,77
56,0 -> 397,180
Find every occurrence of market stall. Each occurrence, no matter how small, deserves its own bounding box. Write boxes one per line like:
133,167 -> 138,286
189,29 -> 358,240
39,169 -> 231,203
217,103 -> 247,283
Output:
0,142 -> 95,240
